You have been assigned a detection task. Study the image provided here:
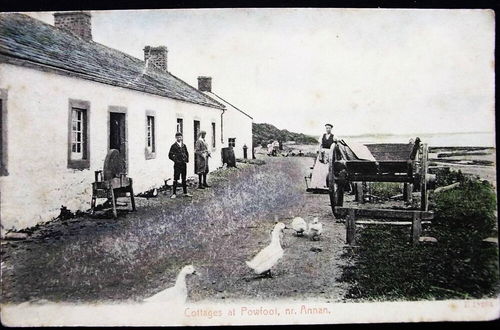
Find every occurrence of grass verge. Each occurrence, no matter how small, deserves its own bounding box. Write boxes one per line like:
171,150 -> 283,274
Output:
340,172 -> 499,301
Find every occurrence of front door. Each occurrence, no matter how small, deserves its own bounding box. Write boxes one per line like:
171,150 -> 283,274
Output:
109,112 -> 127,171
193,120 -> 200,148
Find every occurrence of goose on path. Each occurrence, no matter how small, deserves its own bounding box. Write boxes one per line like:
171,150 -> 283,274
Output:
308,218 -> 323,241
143,265 -> 197,303
246,222 -> 286,278
291,217 -> 307,236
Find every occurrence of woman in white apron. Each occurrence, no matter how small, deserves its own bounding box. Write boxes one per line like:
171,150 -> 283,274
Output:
309,123 -> 336,189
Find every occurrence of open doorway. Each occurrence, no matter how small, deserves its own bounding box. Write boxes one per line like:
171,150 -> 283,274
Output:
109,111 -> 127,172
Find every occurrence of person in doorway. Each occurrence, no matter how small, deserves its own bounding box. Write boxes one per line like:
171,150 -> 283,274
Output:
195,130 -> 211,189
168,132 -> 192,198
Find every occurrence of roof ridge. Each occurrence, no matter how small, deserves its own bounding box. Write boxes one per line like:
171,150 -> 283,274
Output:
0,12 -> 225,110
208,91 -> 253,119
9,12 -> 94,43
166,72 -> 226,110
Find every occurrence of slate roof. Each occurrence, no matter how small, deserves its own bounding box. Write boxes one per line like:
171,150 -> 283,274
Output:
203,91 -> 253,120
0,13 -> 224,109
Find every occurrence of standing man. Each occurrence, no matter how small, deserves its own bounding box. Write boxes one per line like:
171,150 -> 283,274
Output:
168,132 -> 192,198
318,123 -> 336,151
195,130 -> 211,189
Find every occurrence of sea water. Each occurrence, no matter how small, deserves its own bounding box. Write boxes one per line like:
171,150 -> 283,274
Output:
342,132 -> 496,148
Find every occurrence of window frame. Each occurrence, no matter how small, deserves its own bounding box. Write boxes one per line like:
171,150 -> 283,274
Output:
67,99 -> 90,170
228,137 -> 236,148
145,110 -> 157,160
71,108 -> 85,159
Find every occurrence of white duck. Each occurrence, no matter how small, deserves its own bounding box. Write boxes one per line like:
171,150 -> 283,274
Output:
143,265 -> 197,303
246,222 -> 286,277
308,218 -> 323,241
291,217 -> 308,236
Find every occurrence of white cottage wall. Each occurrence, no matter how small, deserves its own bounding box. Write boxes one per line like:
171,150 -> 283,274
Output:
0,63 -> 222,230
223,108 -> 253,159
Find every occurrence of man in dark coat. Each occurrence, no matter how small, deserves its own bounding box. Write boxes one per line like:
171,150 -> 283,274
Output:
320,123 -> 335,150
168,132 -> 192,198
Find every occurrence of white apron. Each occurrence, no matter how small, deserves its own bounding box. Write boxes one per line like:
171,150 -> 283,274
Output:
309,148 -> 331,189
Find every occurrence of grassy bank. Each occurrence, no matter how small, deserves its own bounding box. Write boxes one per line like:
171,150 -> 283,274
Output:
340,173 -> 499,301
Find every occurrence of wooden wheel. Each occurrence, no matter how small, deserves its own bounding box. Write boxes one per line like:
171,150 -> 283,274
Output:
328,145 -> 337,214
103,149 -> 126,180
328,143 -> 347,214
337,170 -> 346,206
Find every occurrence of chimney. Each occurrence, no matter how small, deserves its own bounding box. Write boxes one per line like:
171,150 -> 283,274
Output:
53,11 -> 92,41
198,76 -> 212,92
144,46 -> 168,72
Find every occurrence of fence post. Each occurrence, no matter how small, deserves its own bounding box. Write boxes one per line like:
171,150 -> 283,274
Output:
404,183 -> 413,203
346,208 -> 356,245
243,144 -> 248,159
411,212 -> 422,244
355,182 -> 364,203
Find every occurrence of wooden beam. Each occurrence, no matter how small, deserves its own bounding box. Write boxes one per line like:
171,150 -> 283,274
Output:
347,174 -> 414,183
334,207 -> 434,220
346,209 -> 356,245
433,182 -> 460,194
353,220 -> 431,225
420,144 -> 429,211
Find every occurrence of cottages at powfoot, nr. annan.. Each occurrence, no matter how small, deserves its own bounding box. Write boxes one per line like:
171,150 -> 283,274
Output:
0,12 -> 253,231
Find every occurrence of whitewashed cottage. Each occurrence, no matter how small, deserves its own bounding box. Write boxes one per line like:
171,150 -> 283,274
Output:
0,12 -> 230,230
197,77 -> 253,159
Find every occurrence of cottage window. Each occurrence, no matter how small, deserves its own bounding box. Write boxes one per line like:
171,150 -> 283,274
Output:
228,138 -> 236,148
145,111 -> 156,159
71,109 -> 85,159
177,118 -> 183,134
0,89 -> 7,176
211,122 -> 216,148
67,99 -> 90,170
147,116 -> 155,151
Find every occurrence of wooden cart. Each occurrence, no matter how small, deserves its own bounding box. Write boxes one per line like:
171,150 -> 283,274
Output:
328,137 -> 435,215
327,138 -> 436,245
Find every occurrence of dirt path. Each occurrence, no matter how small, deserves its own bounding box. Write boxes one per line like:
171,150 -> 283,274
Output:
1,157 -> 349,304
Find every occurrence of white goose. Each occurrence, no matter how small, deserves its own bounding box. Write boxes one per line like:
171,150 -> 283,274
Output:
144,265 -> 197,303
246,222 -> 286,277
291,217 -> 308,236
308,218 -> 323,241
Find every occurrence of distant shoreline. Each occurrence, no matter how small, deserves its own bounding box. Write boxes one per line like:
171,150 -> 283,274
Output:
337,131 -> 495,148
340,131 -> 494,139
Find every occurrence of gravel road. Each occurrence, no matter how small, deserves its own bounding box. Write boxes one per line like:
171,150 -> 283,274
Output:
1,156 -> 349,303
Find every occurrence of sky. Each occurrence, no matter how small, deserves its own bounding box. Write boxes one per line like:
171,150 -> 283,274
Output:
26,8 -> 495,137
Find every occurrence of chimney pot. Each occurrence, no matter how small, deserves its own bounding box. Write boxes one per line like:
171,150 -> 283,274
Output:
198,76 -> 212,92
53,11 -> 92,41
144,46 -> 168,72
